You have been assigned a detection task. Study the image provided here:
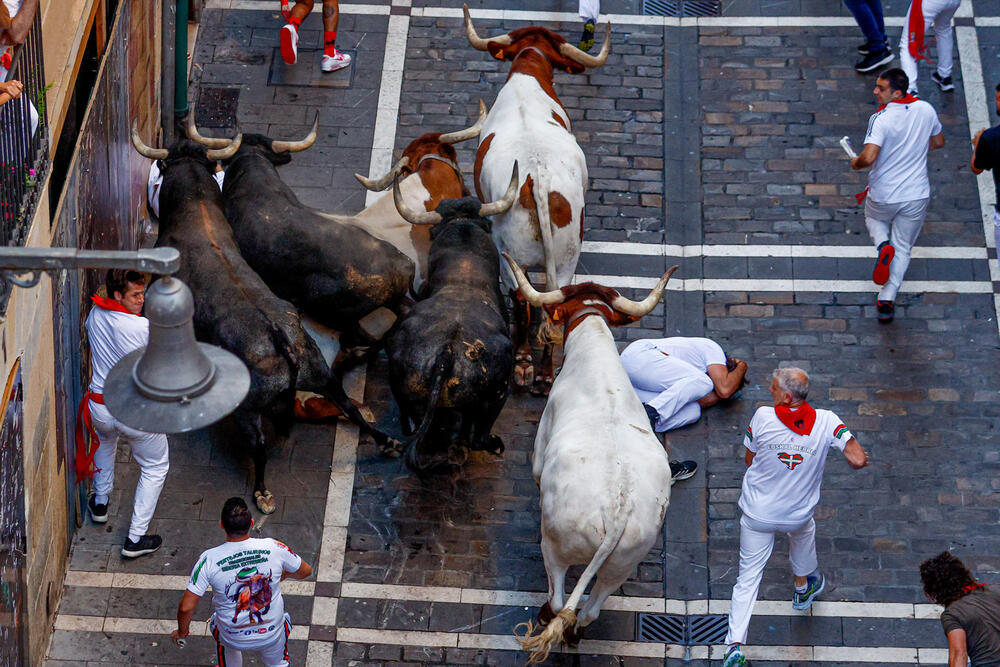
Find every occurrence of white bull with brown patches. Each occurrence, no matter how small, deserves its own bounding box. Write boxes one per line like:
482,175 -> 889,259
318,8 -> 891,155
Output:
504,255 -> 678,664
463,5 -> 611,394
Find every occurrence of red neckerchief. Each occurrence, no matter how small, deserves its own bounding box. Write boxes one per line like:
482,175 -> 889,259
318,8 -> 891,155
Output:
0,49 -> 11,70
775,402 -> 817,436
90,294 -> 138,315
908,0 -> 929,62
962,583 -> 986,595
856,94 -> 922,204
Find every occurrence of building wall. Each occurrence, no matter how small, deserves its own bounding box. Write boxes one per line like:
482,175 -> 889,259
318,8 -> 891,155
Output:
0,0 -> 162,662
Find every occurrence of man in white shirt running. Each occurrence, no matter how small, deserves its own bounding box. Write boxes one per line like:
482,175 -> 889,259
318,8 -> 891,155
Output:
851,67 -> 945,322
172,497 -> 313,666
77,270 -> 169,558
720,367 -> 869,667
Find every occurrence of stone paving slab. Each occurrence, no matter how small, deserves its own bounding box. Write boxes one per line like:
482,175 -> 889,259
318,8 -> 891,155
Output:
48,1 -> 1000,665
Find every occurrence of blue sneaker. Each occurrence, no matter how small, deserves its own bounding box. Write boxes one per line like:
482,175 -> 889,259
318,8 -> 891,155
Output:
792,572 -> 825,610
722,645 -> 748,666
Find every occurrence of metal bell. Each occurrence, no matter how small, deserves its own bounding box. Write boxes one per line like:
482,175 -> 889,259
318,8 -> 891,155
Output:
103,276 -> 251,433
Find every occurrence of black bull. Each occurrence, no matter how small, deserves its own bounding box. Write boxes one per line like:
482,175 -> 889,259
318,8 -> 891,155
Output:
148,139 -> 398,512
220,134 -> 414,339
386,198 -> 514,475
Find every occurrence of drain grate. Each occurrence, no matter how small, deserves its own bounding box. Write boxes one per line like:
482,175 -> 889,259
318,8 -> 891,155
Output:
643,0 -> 721,16
196,87 -> 240,129
636,613 -> 729,645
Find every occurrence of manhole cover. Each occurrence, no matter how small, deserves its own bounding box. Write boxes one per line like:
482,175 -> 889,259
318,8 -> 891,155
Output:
196,87 -> 240,128
636,613 -> 729,645
644,0 -> 721,16
268,49 -> 356,88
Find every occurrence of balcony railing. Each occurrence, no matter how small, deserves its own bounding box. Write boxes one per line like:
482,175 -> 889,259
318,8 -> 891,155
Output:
0,9 -> 48,247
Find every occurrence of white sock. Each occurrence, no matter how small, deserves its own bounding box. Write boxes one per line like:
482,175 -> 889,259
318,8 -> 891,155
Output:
128,532 -> 143,543
795,582 -> 808,593
94,494 -> 109,505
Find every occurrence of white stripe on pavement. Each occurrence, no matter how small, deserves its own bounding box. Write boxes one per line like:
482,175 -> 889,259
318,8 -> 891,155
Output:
580,241 -> 988,259
571,275 -> 992,293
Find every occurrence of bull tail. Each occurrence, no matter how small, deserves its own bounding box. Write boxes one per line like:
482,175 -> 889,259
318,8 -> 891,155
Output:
514,497 -> 630,664
531,171 -> 560,291
404,345 -> 454,475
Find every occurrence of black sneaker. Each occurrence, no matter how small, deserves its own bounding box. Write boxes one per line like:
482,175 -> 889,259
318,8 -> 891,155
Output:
932,71 -> 954,92
670,460 -> 698,481
578,20 -> 596,52
88,495 -> 108,524
876,300 -> 894,322
857,40 -> 873,55
122,534 -> 162,558
855,48 -> 893,73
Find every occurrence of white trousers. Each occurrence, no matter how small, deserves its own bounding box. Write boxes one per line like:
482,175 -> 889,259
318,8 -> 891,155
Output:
899,0 -> 960,89
578,0 -> 600,21
725,515 -> 818,646
864,197 -> 930,301
993,210 -> 1000,255
89,400 -> 169,542
621,340 -> 714,432
211,613 -> 292,667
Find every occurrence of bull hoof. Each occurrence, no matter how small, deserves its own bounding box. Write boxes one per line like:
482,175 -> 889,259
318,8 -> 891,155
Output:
537,601 -> 555,627
564,623 -> 585,648
513,358 -> 533,388
379,438 -> 406,459
254,490 -> 276,515
529,374 -> 553,397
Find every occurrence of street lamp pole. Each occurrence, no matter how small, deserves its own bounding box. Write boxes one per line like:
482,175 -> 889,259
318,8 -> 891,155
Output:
0,246 -> 250,434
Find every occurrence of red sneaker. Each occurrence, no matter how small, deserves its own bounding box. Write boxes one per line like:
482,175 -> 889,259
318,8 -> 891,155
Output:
872,241 -> 894,285
280,23 -> 298,65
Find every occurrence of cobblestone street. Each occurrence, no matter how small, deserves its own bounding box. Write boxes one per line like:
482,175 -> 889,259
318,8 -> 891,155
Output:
45,0 -> 1000,664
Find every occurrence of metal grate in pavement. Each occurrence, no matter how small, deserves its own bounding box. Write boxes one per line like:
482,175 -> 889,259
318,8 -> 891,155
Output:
643,0 -> 721,16
636,613 -> 729,645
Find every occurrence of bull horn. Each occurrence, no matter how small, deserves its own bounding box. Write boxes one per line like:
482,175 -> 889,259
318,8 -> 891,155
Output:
205,133 -> 243,161
610,265 -> 678,317
185,112 -> 234,148
463,3 -> 512,51
131,121 -> 168,160
439,99 -> 489,144
558,22 -> 611,68
501,252 -> 565,306
478,162 -> 519,217
355,156 -> 410,192
271,114 -> 319,153
393,172 -> 442,225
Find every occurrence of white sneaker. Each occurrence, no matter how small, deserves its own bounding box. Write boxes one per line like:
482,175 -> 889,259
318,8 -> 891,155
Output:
280,24 -> 298,65
321,49 -> 351,72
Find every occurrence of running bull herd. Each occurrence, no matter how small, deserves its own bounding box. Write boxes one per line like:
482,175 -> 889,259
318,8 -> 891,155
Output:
131,9 -> 677,663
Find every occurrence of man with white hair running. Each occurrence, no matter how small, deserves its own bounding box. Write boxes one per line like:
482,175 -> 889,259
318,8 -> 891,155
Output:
721,367 -> 870,667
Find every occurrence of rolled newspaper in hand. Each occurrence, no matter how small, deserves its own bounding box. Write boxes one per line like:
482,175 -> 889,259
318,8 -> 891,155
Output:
840,136 -> 858,159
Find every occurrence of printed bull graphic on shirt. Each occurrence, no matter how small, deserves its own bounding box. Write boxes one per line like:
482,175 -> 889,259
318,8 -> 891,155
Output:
225,567 -> 273,624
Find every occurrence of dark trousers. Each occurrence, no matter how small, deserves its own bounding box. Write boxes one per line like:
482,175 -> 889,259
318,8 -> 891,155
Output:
843,0 -> 887,51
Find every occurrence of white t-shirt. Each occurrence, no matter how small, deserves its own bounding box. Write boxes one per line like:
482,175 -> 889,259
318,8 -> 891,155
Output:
739,406 -> 852,525
147,161 -> 225,218
187,537 -> 302,649
645,337 -> 726,372
864,99 -> 942,203
85,305 -> 149,394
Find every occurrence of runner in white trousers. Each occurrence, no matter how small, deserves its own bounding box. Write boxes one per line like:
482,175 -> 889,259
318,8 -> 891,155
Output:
720,368 -> 869,667
898,0 -> 960,95
850,67 -> 944,323
79,270 -> 169,558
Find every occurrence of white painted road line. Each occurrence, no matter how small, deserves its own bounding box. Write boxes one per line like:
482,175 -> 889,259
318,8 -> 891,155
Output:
572,275 -> 993,293
580,241 -> 988,259
364,13 -> 410,206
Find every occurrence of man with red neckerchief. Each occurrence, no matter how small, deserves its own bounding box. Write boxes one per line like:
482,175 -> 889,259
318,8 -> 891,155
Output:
720,367 -> 869,667
78,269 -> 169,559
850,67 -> 945,323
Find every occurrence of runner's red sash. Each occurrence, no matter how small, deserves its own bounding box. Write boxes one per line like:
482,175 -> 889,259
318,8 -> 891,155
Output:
907,0 -> 930,62
75,392 -> 104,480
775,402 -> 816,436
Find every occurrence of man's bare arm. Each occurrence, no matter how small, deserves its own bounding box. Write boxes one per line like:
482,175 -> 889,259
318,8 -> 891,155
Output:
842,437 -> 869,470
172,590 -> 200,642
4,0 -> 38,44
706,360 -> 747,399
929,132 -> 945,151
282,560 -> 313,581
850,143 -> 881,170
947,628 -> 969,667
